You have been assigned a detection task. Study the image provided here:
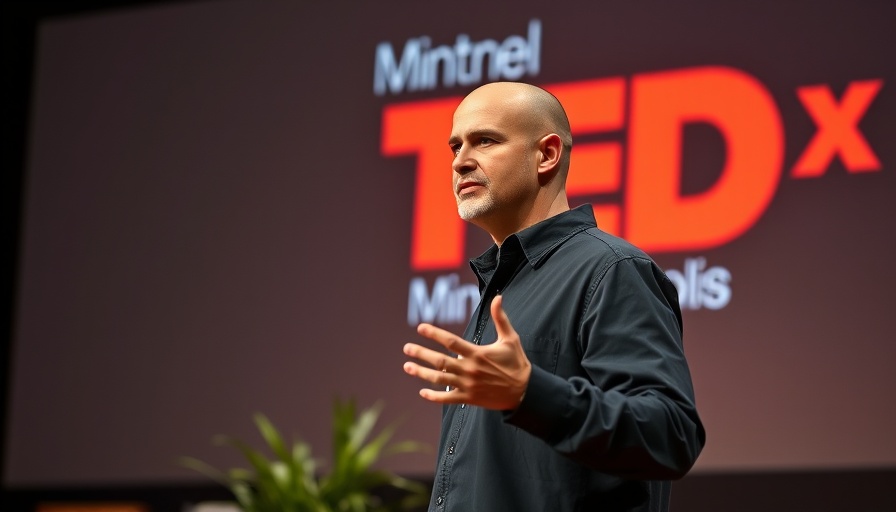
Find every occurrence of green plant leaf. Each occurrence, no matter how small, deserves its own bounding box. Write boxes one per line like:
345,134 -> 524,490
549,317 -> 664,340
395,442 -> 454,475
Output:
348,402 -> 383,451
253,413 -> 292,463
181,399 -> 430,512
178,456 -> 231,487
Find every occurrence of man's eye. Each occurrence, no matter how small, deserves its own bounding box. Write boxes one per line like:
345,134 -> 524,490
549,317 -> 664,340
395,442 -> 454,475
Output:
479,137 -> 495,145
450,144 -> 461,156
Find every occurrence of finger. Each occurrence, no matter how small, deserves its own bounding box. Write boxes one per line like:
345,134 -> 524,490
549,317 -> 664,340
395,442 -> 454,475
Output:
403,342 -> 459,373
403,361 -> 461,387
418,387 -> 467,404
417,323 -> 478,358
490,295 -> 519,342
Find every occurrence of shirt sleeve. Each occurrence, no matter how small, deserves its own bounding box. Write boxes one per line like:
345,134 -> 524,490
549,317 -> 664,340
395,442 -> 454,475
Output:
503,256 -> 706,480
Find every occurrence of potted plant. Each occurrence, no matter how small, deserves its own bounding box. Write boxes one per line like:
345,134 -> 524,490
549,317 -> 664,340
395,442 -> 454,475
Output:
181,400 -> 430,512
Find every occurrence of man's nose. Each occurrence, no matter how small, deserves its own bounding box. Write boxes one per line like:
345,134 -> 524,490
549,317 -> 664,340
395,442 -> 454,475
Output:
452,146 -> 476,174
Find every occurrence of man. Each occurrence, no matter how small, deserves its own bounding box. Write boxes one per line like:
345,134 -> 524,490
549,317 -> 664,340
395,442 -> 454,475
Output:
402,82 -> 705,512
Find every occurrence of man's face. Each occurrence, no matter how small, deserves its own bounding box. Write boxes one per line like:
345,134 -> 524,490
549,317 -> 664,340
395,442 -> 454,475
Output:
448,89 -> 540,236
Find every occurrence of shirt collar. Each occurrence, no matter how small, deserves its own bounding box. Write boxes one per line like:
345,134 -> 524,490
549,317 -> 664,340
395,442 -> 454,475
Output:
470,204 -> 597,277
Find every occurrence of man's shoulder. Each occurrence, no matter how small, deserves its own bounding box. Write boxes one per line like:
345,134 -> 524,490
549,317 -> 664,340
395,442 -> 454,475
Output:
518,206 -> 657,271
567,226 -> 654,263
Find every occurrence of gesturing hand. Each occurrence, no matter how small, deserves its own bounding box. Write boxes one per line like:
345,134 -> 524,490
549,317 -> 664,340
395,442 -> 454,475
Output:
402,295 -> 532,411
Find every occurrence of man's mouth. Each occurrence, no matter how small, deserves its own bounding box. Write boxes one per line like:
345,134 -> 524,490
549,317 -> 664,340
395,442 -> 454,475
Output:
456,181 -> 484,196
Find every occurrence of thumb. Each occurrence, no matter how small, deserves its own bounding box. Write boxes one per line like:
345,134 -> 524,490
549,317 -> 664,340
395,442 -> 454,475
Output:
491,295 -> 518,343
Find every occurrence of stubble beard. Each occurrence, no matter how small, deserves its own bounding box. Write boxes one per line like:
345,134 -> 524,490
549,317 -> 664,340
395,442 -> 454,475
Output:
456,189 -> 496,221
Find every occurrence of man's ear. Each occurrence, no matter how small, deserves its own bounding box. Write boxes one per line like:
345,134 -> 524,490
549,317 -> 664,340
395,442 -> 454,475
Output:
537,133 -> 563,177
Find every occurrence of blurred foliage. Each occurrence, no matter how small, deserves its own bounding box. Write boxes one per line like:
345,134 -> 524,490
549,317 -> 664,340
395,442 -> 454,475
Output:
181,400 -> 430,512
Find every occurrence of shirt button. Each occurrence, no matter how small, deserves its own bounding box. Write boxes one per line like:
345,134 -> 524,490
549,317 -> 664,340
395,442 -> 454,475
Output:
436,496 -> 444,505
447,445 -> 455,455
460,404 -> 466,409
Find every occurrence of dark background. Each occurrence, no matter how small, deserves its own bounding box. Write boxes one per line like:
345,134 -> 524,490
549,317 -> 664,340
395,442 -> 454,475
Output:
3,1 -> 895,510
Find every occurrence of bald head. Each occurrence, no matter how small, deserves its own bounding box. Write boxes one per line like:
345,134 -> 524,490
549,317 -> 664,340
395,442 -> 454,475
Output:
457,82 -> 573,174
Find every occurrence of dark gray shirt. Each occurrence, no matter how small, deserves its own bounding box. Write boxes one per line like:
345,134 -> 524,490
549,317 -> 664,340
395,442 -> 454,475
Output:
429,205 -> 705,512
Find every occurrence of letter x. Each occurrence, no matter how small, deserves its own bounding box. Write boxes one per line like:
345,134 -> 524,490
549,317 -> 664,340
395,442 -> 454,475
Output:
791,79 -> 883,177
